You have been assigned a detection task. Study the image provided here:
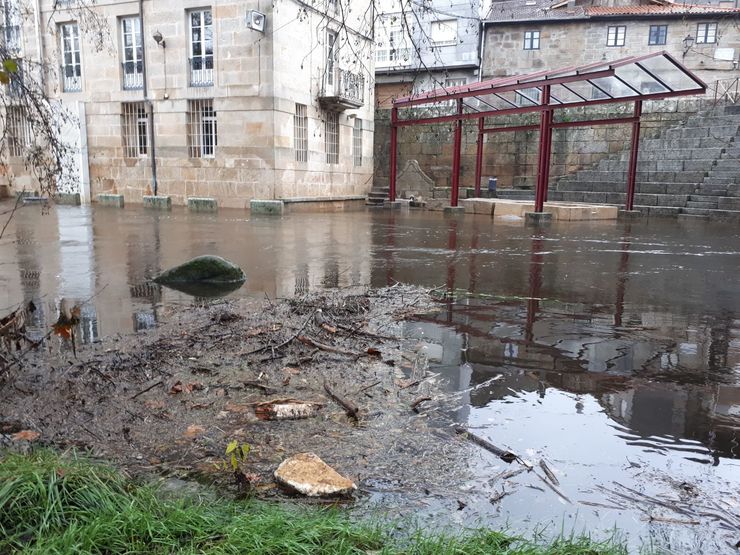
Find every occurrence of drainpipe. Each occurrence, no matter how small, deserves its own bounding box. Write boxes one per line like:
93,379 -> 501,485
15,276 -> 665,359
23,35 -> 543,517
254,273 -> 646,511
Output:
139,0 -> 159,196
478,20 -> 485,82
32,0 -> 45,89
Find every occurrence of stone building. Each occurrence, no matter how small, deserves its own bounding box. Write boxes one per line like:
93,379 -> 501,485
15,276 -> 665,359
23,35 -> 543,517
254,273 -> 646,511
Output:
374,0 -> 482,108
482,0 -> 740,88
1,0 -> 375,208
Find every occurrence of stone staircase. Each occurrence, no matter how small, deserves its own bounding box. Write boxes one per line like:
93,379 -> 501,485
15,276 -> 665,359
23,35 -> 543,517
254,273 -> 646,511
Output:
498,105 -> 740,222
366,185 -> 389,206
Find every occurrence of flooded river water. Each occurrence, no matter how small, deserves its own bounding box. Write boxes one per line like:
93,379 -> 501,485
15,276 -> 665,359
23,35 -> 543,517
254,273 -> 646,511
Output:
1,202 -> 739,552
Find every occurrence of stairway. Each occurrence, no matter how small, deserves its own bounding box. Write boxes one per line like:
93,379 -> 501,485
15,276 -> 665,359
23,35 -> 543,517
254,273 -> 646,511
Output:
366,186 -> 389,206
498,105 -> 740,222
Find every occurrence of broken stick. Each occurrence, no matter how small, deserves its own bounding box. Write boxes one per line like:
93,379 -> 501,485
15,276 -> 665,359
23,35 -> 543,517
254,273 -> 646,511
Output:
411,396 -> 432,413
453,425 -> 517,463
299,335 -> 363,357
323,382 -> 359,420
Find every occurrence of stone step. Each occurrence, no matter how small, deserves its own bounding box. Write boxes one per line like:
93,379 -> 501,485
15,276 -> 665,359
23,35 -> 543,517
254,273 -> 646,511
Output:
556,181 -> 696,195
496,189 -> 535,200
702,177 -> 736,185
554,191 -> 689,207
718,197 -> 740,210
689,194 -> 723,202
570,170 -> 704,183
678,213 -> 710,221
711,160 -> 740,170
633,147 -> 725,162
663,125 -> 738,140
686,201 -> 718,209
680,207 -> 740,221
639,136 -> 733,150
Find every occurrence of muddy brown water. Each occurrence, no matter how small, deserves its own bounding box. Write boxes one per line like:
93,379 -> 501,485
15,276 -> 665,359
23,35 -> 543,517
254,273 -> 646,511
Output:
1,202 -> 739,552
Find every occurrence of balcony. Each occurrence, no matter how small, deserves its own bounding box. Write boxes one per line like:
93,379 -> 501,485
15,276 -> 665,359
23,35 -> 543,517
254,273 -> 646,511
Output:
188,56 -> 213,87
319,67 -> 364,110
60,66 -> 81,93
121,62 -> 143,90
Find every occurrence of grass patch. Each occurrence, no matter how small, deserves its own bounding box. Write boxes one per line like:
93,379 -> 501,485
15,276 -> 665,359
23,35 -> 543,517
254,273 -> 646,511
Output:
0,451 -> 627,554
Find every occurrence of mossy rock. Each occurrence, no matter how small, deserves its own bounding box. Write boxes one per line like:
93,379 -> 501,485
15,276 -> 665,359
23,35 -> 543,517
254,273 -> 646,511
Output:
154,255 -> 246,285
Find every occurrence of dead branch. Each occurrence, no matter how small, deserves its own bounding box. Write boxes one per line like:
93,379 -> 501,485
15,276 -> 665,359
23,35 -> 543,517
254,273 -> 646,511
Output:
453,425 -> 517,463
298,335 -> 363,357
323,382 -> 359,420
411,396 -> 432,413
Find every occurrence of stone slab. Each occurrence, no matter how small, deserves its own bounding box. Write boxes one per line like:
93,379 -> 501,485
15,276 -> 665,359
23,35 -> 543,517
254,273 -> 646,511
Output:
187,197 -> 218,212
143,196 -> 172,210
383,200 -> 403,210
461,198 -> 496,215
618,209 -> 642,220
443,206 -> 466,216
55,193 -> 81,206
525,212 -> 553,225
250,199 -> 285,215
97,194 -> 124,208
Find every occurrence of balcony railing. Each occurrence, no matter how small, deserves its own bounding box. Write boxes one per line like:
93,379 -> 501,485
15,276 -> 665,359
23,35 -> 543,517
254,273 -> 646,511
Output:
188,56 -> 213,87
319,67 -> 364,110
121,62 -> 143,90
60,66 -> 81,93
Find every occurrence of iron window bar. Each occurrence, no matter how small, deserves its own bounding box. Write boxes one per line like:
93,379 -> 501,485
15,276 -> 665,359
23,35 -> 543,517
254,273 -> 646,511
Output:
188,56 -> 214,87
121,61 -> 143,90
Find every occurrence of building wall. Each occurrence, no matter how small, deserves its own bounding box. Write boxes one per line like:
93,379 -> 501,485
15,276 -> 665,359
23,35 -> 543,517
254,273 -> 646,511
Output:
482,16 -> 740,86
374,0 -> 481,97
23,0 -> 374,207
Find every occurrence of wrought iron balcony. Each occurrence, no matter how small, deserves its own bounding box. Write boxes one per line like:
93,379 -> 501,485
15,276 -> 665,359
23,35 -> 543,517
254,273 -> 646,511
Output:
188,56 -> 213,87
319,67 -> 364,110
121,61 -> 143,90
60,65 -> 81,92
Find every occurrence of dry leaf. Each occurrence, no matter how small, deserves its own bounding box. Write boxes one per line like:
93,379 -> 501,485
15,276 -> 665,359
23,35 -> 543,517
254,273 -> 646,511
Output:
282,366 -> 301,375
12,430 -> 40,441
321,323 -> 337,334
184,425 -> 206,438
225,402 -> 251,414
170,381 -> 184,394
366,347 -> 382,357
144,399 -> 166,410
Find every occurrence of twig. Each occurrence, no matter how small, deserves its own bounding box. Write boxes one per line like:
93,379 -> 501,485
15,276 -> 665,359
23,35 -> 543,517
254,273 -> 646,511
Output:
453,425 -> 517,463
539,459 -> 560,486
533,470 -> 571,504
244,311 -> 314,356
411,396 -> 432,413
130,379 -> 164,400
355,380 -> 381,394
298,335 -> 363,357
323,382 -> 359,420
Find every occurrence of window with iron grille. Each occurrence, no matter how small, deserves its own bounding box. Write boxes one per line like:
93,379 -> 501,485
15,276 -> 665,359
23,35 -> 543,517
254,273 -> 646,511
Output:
352,118 -> 362,167
606,25 -> 626,47
120,16 -> 143,90
648,25 -> 667,46
188,99 -> 217,158
121,102 -> 148,158
5,106 -> 31,157
189,9 -> 214,86
523,30 -> 540,50
696,22 -> 717,44
0,0 -> 22,54
294,103 -> 308,163
325,111 -> 339,165
60,22 -> 82,92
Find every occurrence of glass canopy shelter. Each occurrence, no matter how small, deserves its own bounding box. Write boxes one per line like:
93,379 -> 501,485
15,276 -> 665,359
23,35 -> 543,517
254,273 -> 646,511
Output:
389,52 -> 707,213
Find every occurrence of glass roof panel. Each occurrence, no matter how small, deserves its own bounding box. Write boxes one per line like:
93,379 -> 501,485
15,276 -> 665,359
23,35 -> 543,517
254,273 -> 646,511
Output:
589,76 -> 639,99
636,55 -> 700,91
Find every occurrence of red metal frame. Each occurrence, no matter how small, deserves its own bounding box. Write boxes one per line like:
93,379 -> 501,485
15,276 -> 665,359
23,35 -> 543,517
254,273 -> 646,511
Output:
626,100 -> 643,211
390,52 -> 706,211
474,117 -> 484,197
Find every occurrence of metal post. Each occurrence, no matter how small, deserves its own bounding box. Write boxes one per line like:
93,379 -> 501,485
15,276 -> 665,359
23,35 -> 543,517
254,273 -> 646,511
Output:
139,0 -> 158,196
543,108 -> 554,202
451,98 -> 463,207
626,100 -> 642,211
389,106 -> 398,202
474,117 -> 484,198
534,85 -> 551,213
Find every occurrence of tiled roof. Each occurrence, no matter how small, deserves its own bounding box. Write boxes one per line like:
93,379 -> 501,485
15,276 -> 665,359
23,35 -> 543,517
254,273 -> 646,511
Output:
485,0 -> 588,23
485,1 -> 740,23
586,4 -> 740,15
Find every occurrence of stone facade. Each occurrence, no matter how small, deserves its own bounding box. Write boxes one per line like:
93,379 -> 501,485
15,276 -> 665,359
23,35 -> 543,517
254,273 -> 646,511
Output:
374,0 -> 481,106
5,0 -> 374,208
482,4 -> 740,87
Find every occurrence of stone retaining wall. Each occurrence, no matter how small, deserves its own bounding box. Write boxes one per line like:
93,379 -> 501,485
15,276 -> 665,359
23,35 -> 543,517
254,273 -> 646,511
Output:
374,98 -> 710,192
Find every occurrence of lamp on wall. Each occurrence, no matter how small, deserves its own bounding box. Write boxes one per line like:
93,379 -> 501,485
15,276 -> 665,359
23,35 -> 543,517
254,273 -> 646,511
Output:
682,34 -> 694,58
153,30 -> 166,48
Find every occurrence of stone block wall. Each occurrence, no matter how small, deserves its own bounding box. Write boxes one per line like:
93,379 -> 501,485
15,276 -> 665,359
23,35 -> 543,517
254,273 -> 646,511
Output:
374,98 -> 708,191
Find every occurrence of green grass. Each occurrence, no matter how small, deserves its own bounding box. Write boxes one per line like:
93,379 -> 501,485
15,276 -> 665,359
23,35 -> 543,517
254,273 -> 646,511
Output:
0,450 -> 627,554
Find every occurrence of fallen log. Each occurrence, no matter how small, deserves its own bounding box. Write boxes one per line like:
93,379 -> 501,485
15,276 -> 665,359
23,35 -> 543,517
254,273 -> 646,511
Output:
453,425 -> 517,463
323,382 -> 359,420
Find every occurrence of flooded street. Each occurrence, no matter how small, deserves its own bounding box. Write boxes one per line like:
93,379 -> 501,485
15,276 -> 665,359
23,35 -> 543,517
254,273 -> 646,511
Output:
1,201 -> 739,552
